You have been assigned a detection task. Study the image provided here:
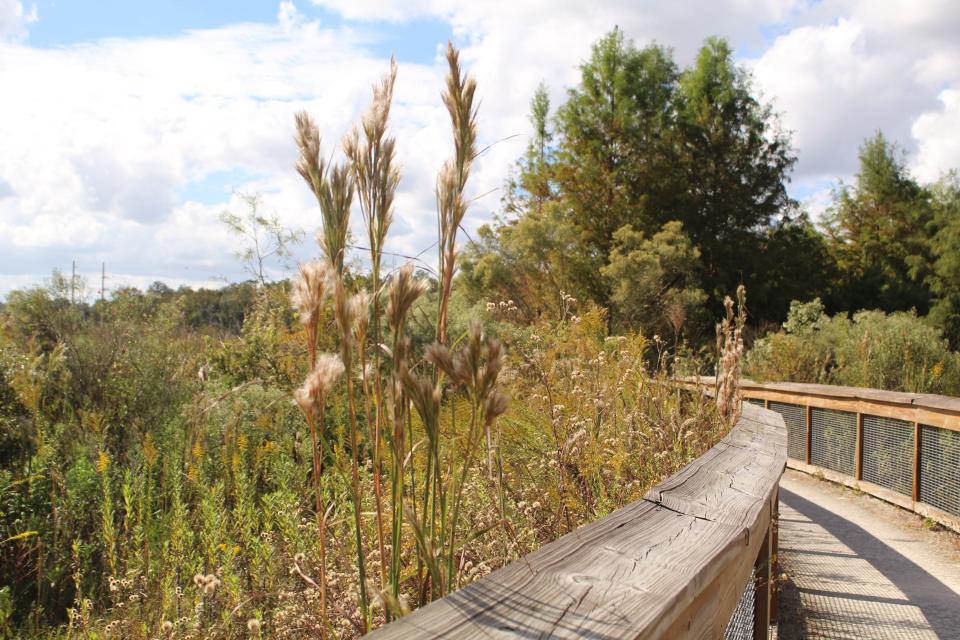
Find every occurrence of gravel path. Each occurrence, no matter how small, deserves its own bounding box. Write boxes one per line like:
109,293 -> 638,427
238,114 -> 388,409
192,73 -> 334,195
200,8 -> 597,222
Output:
777,470 -> 960,639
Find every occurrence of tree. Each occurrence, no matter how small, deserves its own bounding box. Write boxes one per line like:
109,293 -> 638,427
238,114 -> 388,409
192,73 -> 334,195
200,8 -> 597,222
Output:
553,29 -> 681,302
928,171 -> 960,346
673,37 -> 796,321
824,132 -> 934,314
460,202 -> 582,323
600,220 -> 707,341
463,30 -> 802,336
219,192 -> 303,287
505,82 -> 554,217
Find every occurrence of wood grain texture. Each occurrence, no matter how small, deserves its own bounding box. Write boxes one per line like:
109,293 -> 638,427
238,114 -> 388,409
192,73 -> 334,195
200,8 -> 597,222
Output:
369,403 -> 786,639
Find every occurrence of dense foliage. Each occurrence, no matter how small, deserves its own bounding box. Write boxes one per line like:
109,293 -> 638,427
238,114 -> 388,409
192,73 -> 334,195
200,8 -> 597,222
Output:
744,299 -> 960,394
463,29 -> 960,354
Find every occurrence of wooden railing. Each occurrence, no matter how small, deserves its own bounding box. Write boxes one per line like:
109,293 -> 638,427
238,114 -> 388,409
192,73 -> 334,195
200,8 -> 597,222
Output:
370,402 -> 786,639
688,378 -> 960,533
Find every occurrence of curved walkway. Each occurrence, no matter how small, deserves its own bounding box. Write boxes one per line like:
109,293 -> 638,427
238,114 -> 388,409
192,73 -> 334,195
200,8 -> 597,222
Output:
777,470 -> 960,639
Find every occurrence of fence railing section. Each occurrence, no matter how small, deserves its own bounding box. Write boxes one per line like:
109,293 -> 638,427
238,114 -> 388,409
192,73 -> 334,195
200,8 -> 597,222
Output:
369,402 -> 786,639
711,379 -> 960,533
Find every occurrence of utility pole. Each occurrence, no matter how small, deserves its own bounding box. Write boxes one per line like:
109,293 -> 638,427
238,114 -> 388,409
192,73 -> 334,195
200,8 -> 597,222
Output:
71,260 -> 76,304
101,262 -> 106,302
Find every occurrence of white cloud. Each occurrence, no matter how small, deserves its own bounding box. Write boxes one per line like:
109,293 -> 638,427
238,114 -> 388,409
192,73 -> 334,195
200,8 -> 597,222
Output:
750,1 -> 960,183
2,0 -> 960,296
0,11 -> 457,292
912,89 -> 960,183
0,0 -> 36,40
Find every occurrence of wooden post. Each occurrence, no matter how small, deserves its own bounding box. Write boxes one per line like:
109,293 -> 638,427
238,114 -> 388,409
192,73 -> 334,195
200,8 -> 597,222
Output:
855,413 -> 864,480
912,422 -> 921,503
805,405 -> 812,465
764,398 -> 770,410
753,518 -> 772,640
770,489 -> 779,625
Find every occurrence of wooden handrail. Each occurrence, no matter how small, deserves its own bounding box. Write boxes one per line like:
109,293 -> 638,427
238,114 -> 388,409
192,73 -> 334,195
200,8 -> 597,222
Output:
369,403 -> 786,639
681,377 -> 960,533
680,377 -> 960,432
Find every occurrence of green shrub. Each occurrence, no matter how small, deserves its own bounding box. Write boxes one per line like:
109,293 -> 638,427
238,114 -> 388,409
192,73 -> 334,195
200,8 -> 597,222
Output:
745,298 -> 960,394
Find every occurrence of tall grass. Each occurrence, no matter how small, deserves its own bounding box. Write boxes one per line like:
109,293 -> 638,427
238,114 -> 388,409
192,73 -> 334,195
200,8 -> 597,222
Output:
0,44 -> 724,640
290,43 -> 508,628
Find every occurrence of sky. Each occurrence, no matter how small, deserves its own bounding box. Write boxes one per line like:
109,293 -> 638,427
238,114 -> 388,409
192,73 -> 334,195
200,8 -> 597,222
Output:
1,0 -> 959,297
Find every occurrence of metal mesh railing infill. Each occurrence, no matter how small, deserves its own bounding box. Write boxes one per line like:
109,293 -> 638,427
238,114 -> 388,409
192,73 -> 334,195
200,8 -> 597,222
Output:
723,569 -> 755,640
861,415 -> 913,496
810,408 -> 857,476
919,425 -> 960,518
769,401 -> 806,461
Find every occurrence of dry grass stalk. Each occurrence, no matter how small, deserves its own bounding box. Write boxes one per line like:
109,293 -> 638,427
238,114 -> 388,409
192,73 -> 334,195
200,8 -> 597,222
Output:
716,285 -> 747,427
293,352 -> 344,637
291,41 -> 510,631
342,59 -> 400,606
436,43 -> 478,345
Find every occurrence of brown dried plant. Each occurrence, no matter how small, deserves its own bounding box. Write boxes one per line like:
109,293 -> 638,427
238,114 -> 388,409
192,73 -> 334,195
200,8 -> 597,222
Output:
292,42 -> 508,633
342,58 -> 400,603
716,284 -> 747,427
436,44 -> 478,345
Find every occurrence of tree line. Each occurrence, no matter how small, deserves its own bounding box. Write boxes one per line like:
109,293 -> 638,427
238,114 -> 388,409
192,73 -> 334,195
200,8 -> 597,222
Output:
460,29 -> 960,349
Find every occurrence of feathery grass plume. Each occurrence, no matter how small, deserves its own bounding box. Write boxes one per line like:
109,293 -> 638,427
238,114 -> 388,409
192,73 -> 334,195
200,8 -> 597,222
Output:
290,260 -> 334,368
293,351 -> 344,638
436,42 -> 478,344
290,260 -> 333,326
386,262 -> 428,332
343,57 -> 400,274
347,290 -> 371,340
295,111 -> 354,274
293,354 -> 345,420
343,59 -> 400,601
716,285 -> 747,427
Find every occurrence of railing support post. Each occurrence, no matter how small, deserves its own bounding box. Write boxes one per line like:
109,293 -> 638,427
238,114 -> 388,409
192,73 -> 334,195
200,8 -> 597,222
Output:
912,422 -> 921,503
752,514 -> 772,640
770,487 -> 779,625
855,413 -> 864,480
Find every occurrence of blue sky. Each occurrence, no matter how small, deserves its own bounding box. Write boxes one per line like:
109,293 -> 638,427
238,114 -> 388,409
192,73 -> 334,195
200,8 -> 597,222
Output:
0,0 -> 958,296
26,0 -> 452,64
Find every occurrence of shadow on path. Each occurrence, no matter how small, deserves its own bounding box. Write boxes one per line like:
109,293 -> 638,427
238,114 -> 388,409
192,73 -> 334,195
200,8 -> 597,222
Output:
780,487 -> 960,638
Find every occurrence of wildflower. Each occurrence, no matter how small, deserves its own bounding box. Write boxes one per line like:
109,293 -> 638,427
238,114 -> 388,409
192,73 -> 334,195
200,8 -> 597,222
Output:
96,450 -> 110,474
161,620 -> 173,633
247,618 -> 261,634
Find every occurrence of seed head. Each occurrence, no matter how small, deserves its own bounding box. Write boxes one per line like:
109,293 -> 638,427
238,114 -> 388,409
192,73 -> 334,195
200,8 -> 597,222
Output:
290,260 -> 333,324
294,353 -> 345,418
386,262 -> 428,331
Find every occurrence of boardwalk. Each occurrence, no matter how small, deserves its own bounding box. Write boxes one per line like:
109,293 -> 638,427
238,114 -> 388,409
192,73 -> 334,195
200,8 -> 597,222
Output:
777,470 -> 960,639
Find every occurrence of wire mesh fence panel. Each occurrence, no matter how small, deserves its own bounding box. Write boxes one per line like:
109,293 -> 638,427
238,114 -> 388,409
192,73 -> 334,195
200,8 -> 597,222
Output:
723,568 -> 755,640
919,425 -> 960,518
861,415 -> 913,496
810,408 -> 856,476
769,401 -> 806,461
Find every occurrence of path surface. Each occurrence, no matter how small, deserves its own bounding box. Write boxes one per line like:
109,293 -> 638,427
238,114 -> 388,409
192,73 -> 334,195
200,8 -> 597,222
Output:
777,470 -> 960,639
